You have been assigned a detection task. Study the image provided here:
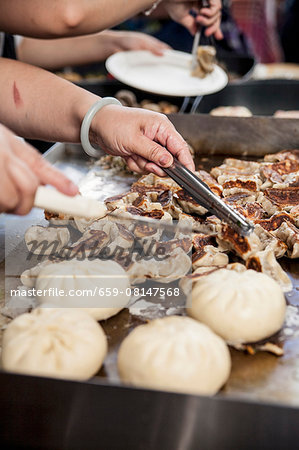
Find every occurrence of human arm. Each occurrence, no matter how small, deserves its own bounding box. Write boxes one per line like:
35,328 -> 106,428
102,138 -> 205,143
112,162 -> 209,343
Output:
0,0 -> 203,38
0,58 -> 194,176
0,125 -> 78,215
17,31 -> 170,71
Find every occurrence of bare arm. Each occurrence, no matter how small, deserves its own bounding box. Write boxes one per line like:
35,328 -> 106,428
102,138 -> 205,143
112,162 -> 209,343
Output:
0,58 -> 98,142
0,0 -> 153,38
17,31 -> 170,70
0,58 -> 194,176
0,1 -> 208,38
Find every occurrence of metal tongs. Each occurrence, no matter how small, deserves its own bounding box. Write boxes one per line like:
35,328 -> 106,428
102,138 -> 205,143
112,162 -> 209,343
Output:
164,158 -> 254,236
191,0 -> 210,72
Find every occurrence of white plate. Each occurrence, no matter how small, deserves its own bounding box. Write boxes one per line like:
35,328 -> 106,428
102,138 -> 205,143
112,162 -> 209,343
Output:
106,49 -> 228,97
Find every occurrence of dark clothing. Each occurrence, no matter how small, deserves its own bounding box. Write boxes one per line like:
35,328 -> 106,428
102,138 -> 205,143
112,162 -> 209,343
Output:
281,0 -> 299,63
2,34 -> 17,59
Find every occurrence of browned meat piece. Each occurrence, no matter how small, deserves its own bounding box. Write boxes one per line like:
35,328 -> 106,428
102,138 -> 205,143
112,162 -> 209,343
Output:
126,206 -> 164,220
253,224 -> 287,258
134,223 -> 159,239
260,159 -> 299,185
264,187 -> 299,210
264,149 -> 299,163
218,174 -> 262,197
105,191 -> 140,210
224,193 -> 257,206
191,232 -> 228,269
196,170 -> 223,196
255,212 -> 294,231
153,190 -> 183,218
246,249 -> 292,292
211,159 -> 260,179
216,224 -> 262,260
192,46 -> 216,78
44,211 -> 72,224
290,205 -> 299,227
272,222 -> 299,258
174,189 -> 207,215
155,238 -> 192,255
192,234 -> 216,250
234,341 -> 284,356
131,173 -> 179,193
67,230 -> 110,257
174,213 -> 219,235
232,202 -> 265,220
192,246 -> 228,269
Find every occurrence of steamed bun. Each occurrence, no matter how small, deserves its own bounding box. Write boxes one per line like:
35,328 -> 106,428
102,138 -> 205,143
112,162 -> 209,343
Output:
35,259 -> 131,321
118,316 -> 231,395
1,308 -> 107,380
188,269 -> 286,344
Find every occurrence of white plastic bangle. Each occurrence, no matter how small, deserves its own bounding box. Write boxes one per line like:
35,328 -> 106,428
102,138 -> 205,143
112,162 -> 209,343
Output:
80,97 -> 122,158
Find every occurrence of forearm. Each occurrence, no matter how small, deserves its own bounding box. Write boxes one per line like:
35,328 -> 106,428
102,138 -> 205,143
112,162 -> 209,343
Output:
0,0 -> 153,38
0,58 -> 99,142
17,31 -> 122,70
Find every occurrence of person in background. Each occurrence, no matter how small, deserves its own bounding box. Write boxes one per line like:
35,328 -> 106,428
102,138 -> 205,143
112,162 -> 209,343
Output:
16,30 -> 170,71
280,0 -> 299,63
0,0 -> 222,39
0,0 -> 222,215
230,0 -> 283,63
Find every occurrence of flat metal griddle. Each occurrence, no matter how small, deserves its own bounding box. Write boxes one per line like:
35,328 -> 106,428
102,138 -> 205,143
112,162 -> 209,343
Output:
0,115 -> 299,448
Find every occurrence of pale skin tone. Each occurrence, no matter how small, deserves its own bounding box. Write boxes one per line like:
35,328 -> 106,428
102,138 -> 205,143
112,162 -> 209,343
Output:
0,58 -> 194,211
0,124 -> 78,215
0,0 -> 222,39
17,31 -> 170,71
0,0 -> 221,215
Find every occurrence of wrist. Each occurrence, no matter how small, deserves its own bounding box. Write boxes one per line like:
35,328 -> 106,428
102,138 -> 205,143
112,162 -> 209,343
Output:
81,100 -> 122,157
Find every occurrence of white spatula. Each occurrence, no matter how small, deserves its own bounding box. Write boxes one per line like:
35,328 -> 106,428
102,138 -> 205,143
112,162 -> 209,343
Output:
34,186 -> 107,220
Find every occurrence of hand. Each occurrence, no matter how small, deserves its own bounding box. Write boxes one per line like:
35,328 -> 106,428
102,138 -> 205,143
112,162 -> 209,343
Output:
0,125 -> 78,215
105,31 -> 170,56
90,105 -> 195,177
164,0 -> 223,39
197,0 -> 223,39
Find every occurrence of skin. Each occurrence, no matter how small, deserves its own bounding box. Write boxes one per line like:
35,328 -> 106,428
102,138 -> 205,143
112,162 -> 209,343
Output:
0,58 -> 194,177
0,0 -> 221,38
165,0 -> 223,38
0,124 -> 78,215
17,31 -> 170,70
0,0 -> 220,214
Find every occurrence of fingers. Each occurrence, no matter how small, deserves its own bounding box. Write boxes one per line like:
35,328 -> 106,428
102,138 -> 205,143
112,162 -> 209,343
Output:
213,27 -> 224,40
144,162 -> 167,178
6,157 -> 39,216
11,140 -> 78,196
0,168 -> 20,213
142,38 -> 171,57
179,15 -> 198,35
123,156 -> 145,174
31,159 -> 78,196
199,5 -> 221,18
151,118 -> 195,172
196,0 -> 223,39
205,20 -> 223,39
196,10 -> 221,28
133,135 -> 174,169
